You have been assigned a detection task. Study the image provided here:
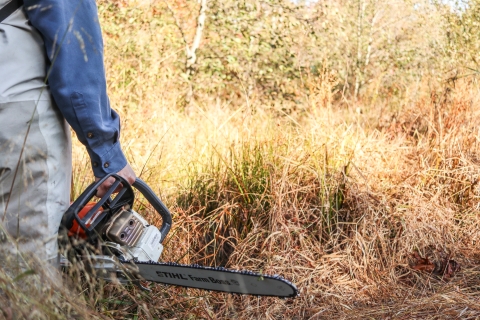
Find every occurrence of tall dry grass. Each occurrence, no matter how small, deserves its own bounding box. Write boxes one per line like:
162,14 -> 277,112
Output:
77,1 -> 480,316
65,71 -> 480,319
3,0 -> 480,319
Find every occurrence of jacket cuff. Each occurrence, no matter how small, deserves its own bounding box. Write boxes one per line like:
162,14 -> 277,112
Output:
87,141 -> 128,177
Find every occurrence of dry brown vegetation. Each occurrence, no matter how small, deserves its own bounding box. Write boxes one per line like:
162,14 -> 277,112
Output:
3,0 -> 480,319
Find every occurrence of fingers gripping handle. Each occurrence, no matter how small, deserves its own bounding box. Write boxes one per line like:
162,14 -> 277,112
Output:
133,179 -> 172,243
63,174 -> 135,234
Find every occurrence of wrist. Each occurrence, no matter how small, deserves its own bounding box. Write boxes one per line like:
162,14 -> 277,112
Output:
88,141 -> 128,177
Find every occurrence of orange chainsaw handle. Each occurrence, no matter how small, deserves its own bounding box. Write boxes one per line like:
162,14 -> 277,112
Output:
63,174 -> 172,243
62,174 -> 135,240
67,202 -> 99,239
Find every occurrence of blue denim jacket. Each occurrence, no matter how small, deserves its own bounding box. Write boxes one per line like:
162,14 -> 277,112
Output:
24,0 -> 127,177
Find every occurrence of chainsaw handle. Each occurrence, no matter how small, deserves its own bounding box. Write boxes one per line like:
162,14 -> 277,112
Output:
132,178 -> 172,243
63,174 -> 135,234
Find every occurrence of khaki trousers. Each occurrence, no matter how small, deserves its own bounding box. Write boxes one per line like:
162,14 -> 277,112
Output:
0,4 -> 72,263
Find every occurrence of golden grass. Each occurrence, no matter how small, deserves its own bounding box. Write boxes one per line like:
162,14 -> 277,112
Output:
4,76 -> 479,319
61,75 -> 480,319
79,1 -> 480,317
4,1 -> 480,318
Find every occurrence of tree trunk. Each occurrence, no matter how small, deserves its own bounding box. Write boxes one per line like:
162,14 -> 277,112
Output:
354,0 -> 366,99
185,0 -> 208,107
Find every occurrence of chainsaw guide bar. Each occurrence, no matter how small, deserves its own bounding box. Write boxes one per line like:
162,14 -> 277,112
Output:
128,259 -> 299,298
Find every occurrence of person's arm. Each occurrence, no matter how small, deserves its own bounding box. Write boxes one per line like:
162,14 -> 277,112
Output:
24,0 -> 130,179
25,0 -> 135,193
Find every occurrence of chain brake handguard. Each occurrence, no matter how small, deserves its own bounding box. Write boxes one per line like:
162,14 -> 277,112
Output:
62,174 -> 135,242
61,174 -> 172,244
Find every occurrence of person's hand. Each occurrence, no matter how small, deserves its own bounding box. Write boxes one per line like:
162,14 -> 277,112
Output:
95,163 -> 136,197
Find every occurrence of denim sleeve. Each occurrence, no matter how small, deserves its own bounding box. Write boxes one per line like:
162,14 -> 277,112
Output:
24,0 -> 127,177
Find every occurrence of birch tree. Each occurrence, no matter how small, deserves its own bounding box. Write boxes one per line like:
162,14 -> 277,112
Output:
165,0 -> 208,107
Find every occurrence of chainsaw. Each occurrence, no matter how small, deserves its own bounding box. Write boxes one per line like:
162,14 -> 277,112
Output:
60,174 -> 298,298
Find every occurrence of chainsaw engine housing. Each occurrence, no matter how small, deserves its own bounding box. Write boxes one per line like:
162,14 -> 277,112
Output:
104,209 -> 163,262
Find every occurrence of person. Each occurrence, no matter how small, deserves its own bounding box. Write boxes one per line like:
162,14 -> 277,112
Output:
0,0 -> 135,271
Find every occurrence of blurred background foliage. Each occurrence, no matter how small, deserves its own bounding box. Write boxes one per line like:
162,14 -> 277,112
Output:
99,0 -> 479,113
